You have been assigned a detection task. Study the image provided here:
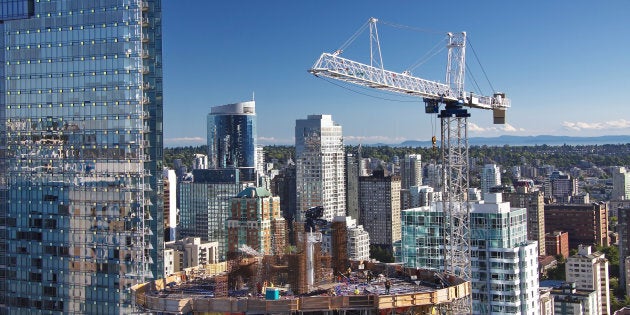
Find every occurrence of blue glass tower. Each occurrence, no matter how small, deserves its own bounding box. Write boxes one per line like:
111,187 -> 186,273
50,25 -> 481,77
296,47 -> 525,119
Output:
207,101 -> 256,179
0,0 -> 163,313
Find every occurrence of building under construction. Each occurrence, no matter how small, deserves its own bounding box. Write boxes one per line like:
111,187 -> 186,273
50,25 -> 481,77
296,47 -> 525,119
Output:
132,221 -> 470,314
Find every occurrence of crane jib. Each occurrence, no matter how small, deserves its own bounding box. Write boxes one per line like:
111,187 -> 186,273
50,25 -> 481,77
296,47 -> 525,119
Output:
309,53 -> 509,113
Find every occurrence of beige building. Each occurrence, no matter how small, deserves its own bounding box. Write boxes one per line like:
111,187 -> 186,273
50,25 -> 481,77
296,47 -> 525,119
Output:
165,237 -> 219,274
566,245 -> 610,315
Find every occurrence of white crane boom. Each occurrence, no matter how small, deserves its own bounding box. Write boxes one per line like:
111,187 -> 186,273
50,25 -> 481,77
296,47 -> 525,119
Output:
309,53 -> 510,113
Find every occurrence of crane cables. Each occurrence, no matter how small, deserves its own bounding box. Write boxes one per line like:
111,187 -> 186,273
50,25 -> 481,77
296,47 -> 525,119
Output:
466,38 -> 496,93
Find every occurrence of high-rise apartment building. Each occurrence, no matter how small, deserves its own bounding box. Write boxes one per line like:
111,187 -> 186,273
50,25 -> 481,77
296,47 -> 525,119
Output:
615,205 -> 630,293
345,152 -> 360,221
0,1 -> 163,313
424,163 -> 442,192
359,170 -> 401,251
400,154 -> 422,189
480,164 -> 501,195
164,169 -> 178,242
178,169 -> 249,260
546,171 -> 578,203
503,189 -> 545,255
226,187 -> 286,256
612,166 -> 630,200
398,194 -> 540,315
545,203 -> 609,249
207,101 -> 256,180
295,114 -> 345,222
565,245 -> 610,315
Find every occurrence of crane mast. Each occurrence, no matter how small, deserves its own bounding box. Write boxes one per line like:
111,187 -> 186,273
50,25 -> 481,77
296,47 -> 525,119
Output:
309,18 -> 510,314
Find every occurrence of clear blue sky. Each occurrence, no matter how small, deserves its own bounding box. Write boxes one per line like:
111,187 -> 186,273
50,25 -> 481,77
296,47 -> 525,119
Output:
162,1 -> 630,147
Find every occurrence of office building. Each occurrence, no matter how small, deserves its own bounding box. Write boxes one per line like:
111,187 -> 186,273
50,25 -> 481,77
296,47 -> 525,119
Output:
359,170 -> 401,251
0,1 -> 163,313
398,194 -> 539,315
503,189 -> 545,255
612,167 -> 630,200
207,100 -> 256,180
270,164 -> 297,223
545,203 -> 609,249
226,187 -> 286,256
480,164 -> 501,195
565,245 -> 610,315
295,114 -> 345,222
178,169 -> 249,260
400,154 -> 422,189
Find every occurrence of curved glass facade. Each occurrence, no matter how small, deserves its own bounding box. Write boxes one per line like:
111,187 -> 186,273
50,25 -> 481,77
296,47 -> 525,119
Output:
0,0 -> 163,313
206,101 -> 256,172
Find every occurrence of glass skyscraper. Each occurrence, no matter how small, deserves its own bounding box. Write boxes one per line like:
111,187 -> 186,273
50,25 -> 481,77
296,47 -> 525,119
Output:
0,0 -> 163,313
206,100 -> 256,180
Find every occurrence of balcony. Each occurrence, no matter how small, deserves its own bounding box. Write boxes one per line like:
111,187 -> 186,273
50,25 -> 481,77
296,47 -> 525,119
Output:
141,1 -> 149,11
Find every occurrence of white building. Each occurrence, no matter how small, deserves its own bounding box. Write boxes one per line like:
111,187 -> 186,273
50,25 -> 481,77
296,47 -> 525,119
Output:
295,115 -> 345,221
333,216 -> 370,261
612,166 -> 630,200
566,245 -> 610,315
163,169 -> 178,242
400,154 -> 422,189
398,193 -> 539,314
192,153 -> 209,170
164,248 -> 176,277
165,237 -> 220,273
408,185 -> 441,208
481,164 -> 501,195
424,163 -> 443,192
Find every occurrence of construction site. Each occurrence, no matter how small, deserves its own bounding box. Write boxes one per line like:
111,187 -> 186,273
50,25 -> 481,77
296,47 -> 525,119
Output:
132,220 -> 470,314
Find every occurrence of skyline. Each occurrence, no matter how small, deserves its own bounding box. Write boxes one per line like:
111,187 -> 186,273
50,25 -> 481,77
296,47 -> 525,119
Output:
162,1 -> 630,147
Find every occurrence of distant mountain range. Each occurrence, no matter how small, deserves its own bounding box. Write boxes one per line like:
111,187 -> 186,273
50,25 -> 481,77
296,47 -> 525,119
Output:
386,135 -> 630,147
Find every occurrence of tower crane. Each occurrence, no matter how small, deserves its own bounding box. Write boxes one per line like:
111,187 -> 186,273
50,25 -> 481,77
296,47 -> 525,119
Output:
308,17 -> 510,310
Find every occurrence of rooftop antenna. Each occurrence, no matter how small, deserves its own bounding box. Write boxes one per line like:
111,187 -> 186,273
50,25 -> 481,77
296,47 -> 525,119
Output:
252,91 -> 255,101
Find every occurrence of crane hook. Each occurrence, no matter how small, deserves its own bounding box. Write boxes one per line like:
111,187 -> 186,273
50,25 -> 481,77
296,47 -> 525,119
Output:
431,136 -> 437,151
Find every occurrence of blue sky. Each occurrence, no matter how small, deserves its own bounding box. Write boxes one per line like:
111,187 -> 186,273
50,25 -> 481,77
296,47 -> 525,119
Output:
162,1 -> 630,147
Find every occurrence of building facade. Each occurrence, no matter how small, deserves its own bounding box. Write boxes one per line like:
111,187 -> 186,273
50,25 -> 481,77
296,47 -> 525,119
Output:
545,231 -> 570,259
226,187 -> 286,256
295,114 -> 345,222
545,203 -> 609,249
400,154 -> 422,190
398,194 -> 540,315
345,152 -> 360,222
503,189 -> 545,255
164,237 -> 219,274
359,170 -> 401,250
480,164 -> 501,195
178,169 -> 249,260
612,167 -> 630,201
164,169 -> 178,242
207,101 -> 256,180
0,0 -> 163,313
565,245 -> 610,315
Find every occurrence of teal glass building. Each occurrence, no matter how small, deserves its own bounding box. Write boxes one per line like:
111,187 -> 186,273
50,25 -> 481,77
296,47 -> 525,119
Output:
0,0 -> 163,313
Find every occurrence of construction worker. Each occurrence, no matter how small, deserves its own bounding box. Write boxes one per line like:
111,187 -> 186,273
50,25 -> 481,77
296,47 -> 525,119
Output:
385,279 -> 391,294
354,286 -> 360,295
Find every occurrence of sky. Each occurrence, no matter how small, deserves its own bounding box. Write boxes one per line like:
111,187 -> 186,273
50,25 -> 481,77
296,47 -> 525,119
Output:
161,1 -> 630,147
